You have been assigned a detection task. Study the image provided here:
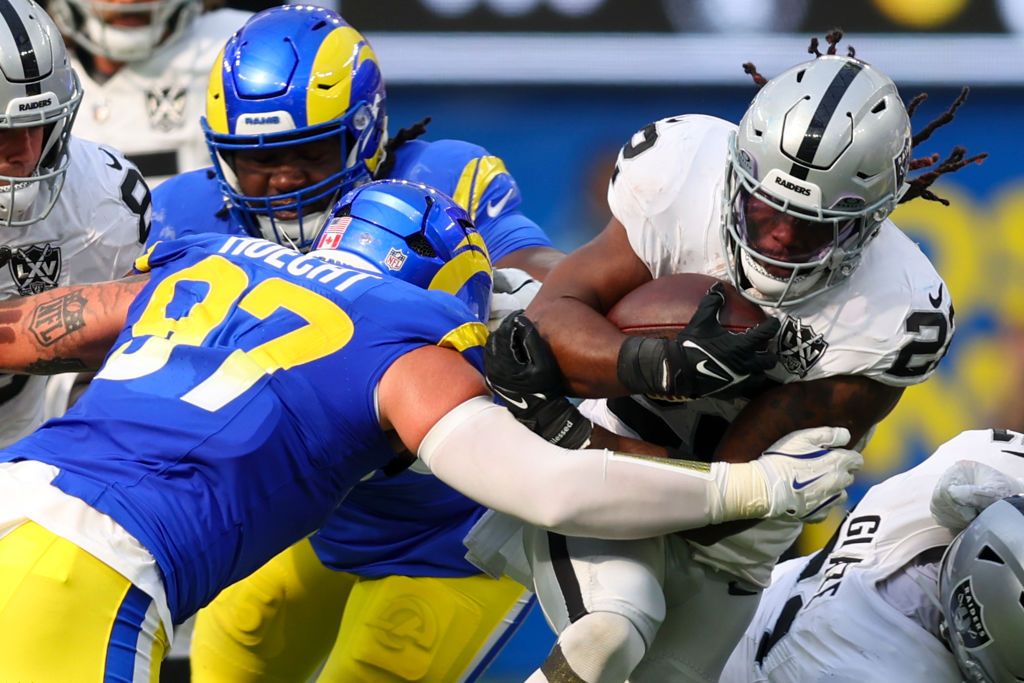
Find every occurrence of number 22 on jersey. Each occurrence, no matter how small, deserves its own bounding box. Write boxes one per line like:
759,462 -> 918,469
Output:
97,255 -> 353,411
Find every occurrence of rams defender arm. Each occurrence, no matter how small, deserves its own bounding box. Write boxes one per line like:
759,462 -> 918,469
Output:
378,344 -> 862,539
0,276 -> 147,374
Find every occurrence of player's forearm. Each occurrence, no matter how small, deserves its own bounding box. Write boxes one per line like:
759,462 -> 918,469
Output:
0,277 -> 144,374
419,397 -> 754,537
524,298 -> 631,397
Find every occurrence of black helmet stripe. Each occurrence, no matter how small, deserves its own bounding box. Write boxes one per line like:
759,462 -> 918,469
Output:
0,0 -> 41,96
790,60 -> 864,180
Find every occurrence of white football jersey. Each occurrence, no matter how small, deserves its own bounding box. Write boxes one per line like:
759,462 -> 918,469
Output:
720,429 -> 1024,682
589,114 -> 954,585
70,9 -> 250,186
0,137 -> 147,447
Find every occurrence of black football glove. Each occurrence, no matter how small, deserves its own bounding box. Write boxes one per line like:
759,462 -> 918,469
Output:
616,282 -> 780,399
485,311 -> 593,449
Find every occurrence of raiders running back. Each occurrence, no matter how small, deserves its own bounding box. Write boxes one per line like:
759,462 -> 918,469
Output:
585,113 -> 953,586
466,112 -> 952,683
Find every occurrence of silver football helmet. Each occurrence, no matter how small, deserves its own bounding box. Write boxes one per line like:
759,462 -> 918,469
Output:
48,0 -> 200,63
938,495 -> 1024,682
721,55 -> 912,306
0,0 -> 82,227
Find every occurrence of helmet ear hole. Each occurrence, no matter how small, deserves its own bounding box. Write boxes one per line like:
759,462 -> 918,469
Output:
405,233 -> 437,258
978,545 -> 1004,563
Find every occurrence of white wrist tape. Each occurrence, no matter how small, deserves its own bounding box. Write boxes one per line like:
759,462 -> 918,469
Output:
713,461 -> 770,523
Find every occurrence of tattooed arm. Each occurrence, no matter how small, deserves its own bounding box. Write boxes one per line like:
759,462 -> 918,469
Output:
0,275 -> 149,374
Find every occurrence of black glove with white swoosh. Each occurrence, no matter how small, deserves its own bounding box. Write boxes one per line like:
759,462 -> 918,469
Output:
485,311 -> 593,449
617,283 -> 780,399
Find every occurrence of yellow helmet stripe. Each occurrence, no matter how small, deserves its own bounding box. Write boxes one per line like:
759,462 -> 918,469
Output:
452,156 -> 511,222
429,248 -> 491,297
205,46 -> 229,134
307,25 -> 377,126
437,322 -> 489,352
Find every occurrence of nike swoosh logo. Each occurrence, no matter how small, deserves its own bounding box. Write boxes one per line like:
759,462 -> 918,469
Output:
792,473 -> 825,490
485,188 -> 515,218
492,386 -> 529,410
928,284 -> 943,308
99,147 -> 123,170
695,359 -> 729,382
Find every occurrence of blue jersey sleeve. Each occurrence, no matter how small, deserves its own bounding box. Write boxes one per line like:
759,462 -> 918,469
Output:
149,169 -> 244,249
388,138 -> 554,263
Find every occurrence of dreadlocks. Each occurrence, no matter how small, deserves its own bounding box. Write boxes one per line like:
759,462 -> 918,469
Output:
901,89 -> 987,205
374,116 -> 432,180
742,29 -> 985,207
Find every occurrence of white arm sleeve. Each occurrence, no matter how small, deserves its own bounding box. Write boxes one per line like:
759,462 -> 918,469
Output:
418,396 -> 740,538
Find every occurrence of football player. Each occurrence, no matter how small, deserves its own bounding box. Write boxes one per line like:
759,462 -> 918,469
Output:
480,32 -> 981,682
720,428 -> 1024,682
0,179 -> 861,680
48,0 -> 250,185
0,0 -> 148,446
149,6 -> 568,681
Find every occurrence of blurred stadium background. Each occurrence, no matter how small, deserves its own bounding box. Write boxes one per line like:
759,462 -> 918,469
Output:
203,1 -> 1024,680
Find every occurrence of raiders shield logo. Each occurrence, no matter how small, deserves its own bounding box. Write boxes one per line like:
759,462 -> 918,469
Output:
951,579 -> 990,648
10,243 -> 61,295
777,315 -> 827,377
146,83 -> 188,132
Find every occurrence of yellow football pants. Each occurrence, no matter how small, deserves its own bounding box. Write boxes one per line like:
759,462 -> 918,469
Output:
192,537 -> 531,682
0,521 -> 168,681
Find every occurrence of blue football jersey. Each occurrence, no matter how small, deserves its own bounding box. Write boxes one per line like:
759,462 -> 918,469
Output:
0,233 -> 488,621
148,138 -> 552,578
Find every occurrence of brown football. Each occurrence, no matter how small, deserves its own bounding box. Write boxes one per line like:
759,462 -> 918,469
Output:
607,273 -> 766,338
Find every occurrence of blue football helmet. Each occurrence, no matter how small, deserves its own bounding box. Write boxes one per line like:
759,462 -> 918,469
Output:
203,5 -> 387,251
309,179 -> 493,323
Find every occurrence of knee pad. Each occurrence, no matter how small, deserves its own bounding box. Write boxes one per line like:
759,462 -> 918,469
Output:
547,611 -> 646,683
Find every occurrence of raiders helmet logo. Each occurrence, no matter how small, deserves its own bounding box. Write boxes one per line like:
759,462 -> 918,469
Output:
9,243 -> 62,295
951,579 -> 990,648
777,315 -> 828,377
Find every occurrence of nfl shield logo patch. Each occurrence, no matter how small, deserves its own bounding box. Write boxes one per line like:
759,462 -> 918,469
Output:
384,248 -> 408,272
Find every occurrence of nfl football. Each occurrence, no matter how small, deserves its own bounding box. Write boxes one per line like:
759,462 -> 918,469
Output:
607,273 -> 766,338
